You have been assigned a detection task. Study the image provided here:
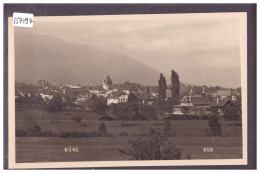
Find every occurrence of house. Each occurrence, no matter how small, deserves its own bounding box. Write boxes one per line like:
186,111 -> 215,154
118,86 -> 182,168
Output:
179,95 -> 210,107
215,90 -> 231,99
172,95 -> 210,116
116,81 -> 140,94
210,98 -> 236,115
138,92 -> 155,105
34,80 -> 52,89
89,85 -> 106,95
40,93 -> 53,102
15,84 -> 36,98
107,91 -> 128,105
148,86 -> 159,98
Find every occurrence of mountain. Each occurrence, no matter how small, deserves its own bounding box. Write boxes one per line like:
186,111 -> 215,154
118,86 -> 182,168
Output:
14,30 -> 161,86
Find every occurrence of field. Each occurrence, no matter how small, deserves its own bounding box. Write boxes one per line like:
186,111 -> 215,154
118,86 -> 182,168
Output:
15,109 -> 243,163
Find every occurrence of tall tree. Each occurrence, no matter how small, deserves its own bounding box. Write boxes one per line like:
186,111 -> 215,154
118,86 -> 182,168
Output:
208,115 -> 222,136
158,73 -> 167,111
171,70 -> 180,105
89,96 -> 107,117
128,93 -> 138,103
45,94 -> 63,136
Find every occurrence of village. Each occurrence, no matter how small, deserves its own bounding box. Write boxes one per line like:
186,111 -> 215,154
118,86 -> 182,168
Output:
14,73 -> 243,162
15,74 -> 241,118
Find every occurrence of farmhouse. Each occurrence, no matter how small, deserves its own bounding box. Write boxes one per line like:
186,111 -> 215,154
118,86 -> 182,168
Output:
148,86 -> 159,98
210,98 -> 236,115
179,95 -> 210,107
215,90 -> 231,99
89,85 -> 106,95
40,93 -> 53,102
107,91 -> 128,105
119,80 -> 141,94
33,80 -> 52,89
172,95 -> 210,115
138,92 -> 155,105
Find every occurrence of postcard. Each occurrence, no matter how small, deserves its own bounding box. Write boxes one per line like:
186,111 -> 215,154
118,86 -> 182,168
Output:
8,12 -> 248,168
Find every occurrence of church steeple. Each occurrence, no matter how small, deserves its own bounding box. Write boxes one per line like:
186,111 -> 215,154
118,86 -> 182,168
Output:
103,74 -> 112,90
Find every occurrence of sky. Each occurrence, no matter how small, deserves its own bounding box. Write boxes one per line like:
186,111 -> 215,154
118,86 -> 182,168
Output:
17,13 -> 242,88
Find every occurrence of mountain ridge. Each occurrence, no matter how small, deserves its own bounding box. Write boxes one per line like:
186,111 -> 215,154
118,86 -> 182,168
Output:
14,30 -> 163,86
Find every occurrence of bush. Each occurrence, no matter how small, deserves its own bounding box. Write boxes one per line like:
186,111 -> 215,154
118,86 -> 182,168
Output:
165,114 -> 209,120
16,128 -> 27,137
60,131 -> 89,138
163,120 -> 176,137
15,129 -> 58,137
39,131 -> 58,137
90,131 -> 113,137
139,104 -> 157,120
23,116 -> 41,136
16,129 -> 113,138
119,131 -> 129,137
119,128 -> 182,160
98,122 -> 107,133
90,131 -> 101,137
114,102 -> 145,122
99,116 -> 115,121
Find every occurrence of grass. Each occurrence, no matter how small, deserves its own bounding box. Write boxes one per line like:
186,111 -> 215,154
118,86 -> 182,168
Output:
16,136 -> 242,163
15,108 -> 243,162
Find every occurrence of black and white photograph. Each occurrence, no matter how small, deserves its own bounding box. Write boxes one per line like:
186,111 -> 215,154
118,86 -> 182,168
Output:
6,7 -> 252,168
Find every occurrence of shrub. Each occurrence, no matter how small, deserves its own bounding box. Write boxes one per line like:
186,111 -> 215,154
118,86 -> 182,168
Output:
15,128 -> 27,137
119,131 -> 129,137
59,130 -> 113,138
90,131 -> 101,137
60,131 -> 90,138
98,122 -> 107,133
139,104 -> 157,120
119,128 -> 182,160
99,116 -> 115,121
15,129 -> 58,137
165,114 -> 209,120
90,131 -> 113,137
23,116 -> 41,136
163,120 -> 176,137
39,131 -> 58,137
114,102 -> 145,123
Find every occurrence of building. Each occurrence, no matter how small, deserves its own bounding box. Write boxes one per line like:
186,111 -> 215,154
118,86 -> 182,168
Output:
119,80 -> 141,94
179,95 -> 210,107
89,85 -> 106,95
103,74 -> 113,90
210,98 -> 236,115
138,92 -> 155,105
33,80 -> 52,89
173,95 -> 210,116
216,90 -> 231,99
107,91 -> 128,105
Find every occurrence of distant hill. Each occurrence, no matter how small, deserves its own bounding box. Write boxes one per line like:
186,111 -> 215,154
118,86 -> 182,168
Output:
14,30 -> 161,86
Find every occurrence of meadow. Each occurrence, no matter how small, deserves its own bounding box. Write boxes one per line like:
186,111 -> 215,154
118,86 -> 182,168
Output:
15,108 -> 243,163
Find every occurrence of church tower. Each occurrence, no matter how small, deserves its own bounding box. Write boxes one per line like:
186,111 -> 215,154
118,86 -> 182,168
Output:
103,74 -> 112,90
